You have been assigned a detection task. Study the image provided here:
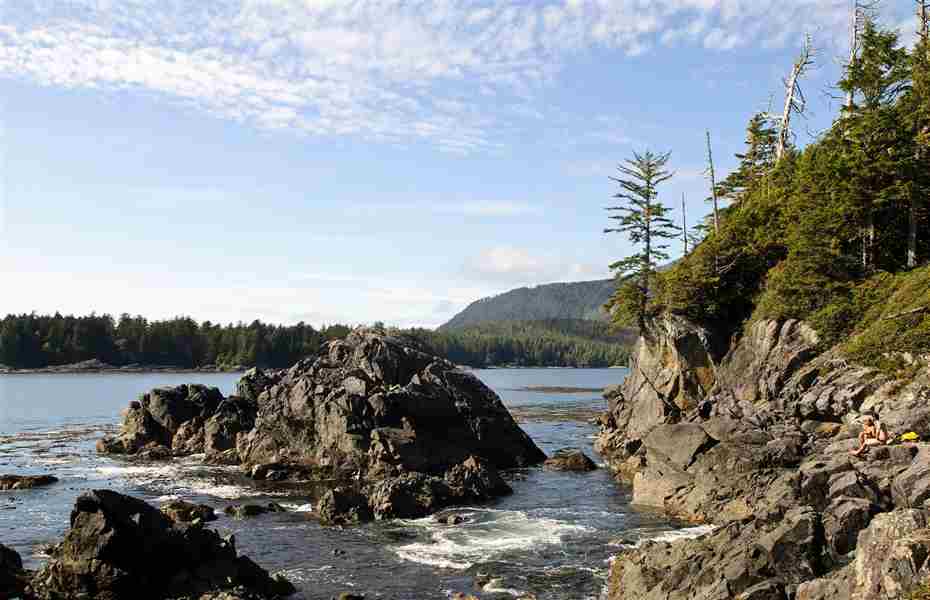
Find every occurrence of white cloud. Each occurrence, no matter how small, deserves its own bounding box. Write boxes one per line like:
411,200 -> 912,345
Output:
0,1 -> 891,152
464,245 -> 608,285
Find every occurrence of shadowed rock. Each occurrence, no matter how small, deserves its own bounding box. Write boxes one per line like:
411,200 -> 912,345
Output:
0,474 -> 58,490
30,489 -> 294,600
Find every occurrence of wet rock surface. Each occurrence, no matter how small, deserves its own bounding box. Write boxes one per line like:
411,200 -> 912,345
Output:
0,544 -> 29,599
598,316 -> 930,600
27,489 -> 294,600
0,474 -> 58,490
98,329 -> 544,521
543,448 -> 598,471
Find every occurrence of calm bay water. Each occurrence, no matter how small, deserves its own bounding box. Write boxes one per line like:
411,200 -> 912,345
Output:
0,369 -> 698,600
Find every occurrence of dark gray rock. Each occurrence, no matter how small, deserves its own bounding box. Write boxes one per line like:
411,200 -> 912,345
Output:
98,384 -> 224,457
161,500 -> 217,523
30,489 -> 294,600
318,488 -> 373,526
204,397 -> 257,458
0,544 -> 29,599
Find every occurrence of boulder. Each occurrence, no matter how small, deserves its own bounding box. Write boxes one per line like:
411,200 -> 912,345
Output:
223,503 -> 286,519
0,544 -> 29,599
543,448 -> 598,471
318,488 -> 373,526
161,500 -> 217,523
30,489 -> 294,600
204,397 -> 257,457
98,385 -> 224,457
234,330 -> 542,518
0,474 -> 58,490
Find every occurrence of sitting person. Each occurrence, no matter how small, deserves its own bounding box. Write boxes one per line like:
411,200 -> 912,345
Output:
850,414 -> 889,456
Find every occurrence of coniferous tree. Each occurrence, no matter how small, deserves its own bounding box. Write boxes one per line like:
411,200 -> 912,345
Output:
717,113 -> 778,204
839,18 -> 912,270
604,150 -> 679,329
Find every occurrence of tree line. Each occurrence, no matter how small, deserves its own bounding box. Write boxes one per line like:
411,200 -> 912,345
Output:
0,313 -> 351,369
409,319 -> 633,368
0,313 -> 632,370
606,3 -> 930,363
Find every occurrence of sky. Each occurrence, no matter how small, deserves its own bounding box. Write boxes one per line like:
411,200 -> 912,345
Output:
0,0 -> 921,328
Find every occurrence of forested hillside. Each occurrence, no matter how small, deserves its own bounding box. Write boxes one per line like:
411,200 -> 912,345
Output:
440,279 -> 614,330
0,313 -> 633,370
408,319 -> 633,367
607,16 -> 930,374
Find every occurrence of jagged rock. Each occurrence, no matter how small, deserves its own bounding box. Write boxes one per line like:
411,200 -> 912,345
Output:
318,488 -> 373,526
644,423 -> 716,470
204,397 -> 257,457
719,319 -> 820,409
161,500 -> 217,523
543,448 -> 598,471
608,515 -> 824,600
854,509 -> 930,598
223,503 -> 286,519
237,331 -> 544,475
0,544 -> 29,599
98,385 -> 224,456
600,315 -> 930,600
30,489 -> 294,600
892,448 -> 930,509
822,497 -> 876,557
236,368 -> 282,403
595,315 -> 721,476
172,417 -> 206,454
0,474 -> 58,490
232,331 -> 541,519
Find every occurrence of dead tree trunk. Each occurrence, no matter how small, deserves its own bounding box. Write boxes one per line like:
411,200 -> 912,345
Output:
705,131 -> 720,236
776,35 -> 814,162
681,193 -> 689,255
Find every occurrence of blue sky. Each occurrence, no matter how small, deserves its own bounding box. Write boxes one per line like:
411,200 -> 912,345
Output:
0,0 -> 919,328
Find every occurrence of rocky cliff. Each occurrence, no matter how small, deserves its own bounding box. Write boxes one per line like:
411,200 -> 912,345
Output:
596,315 -> 930,599
99,329 -> 545,521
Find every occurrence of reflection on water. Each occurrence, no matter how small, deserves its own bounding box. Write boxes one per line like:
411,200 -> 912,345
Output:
0,368 -> 698,599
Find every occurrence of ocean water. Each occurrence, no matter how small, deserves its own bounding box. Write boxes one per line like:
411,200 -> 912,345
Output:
0,369 -> 700,600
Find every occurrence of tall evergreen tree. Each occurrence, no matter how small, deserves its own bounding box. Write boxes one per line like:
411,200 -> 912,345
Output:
604,150 -> 678,329
717,113 -> 778,204
839,18 -> 912,270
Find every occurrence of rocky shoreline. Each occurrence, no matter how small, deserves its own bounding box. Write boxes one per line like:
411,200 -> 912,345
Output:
0,359 -> 246,375
595,315 -> 930,599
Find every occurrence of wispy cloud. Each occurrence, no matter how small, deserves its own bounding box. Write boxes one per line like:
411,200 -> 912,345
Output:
0,1 -> 876,152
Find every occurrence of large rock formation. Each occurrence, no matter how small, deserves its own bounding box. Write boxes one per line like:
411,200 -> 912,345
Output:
28,489 -> 294,600
598,316 -> 930,600
96,384 -> 252,462
99,330 -> 545,520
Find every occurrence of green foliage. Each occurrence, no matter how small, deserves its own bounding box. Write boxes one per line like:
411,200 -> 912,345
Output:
0,313 -> 349,369
626,19 -> 930,368
440,279 -> 614,330
0,313 -> 632,370
841,266 -> 930,368
406,319 -> 633,368
716,113 -> 777,205
605,150 -> 679,327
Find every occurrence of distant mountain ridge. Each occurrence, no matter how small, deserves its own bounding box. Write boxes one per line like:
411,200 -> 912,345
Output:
440,279 -> 615,331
